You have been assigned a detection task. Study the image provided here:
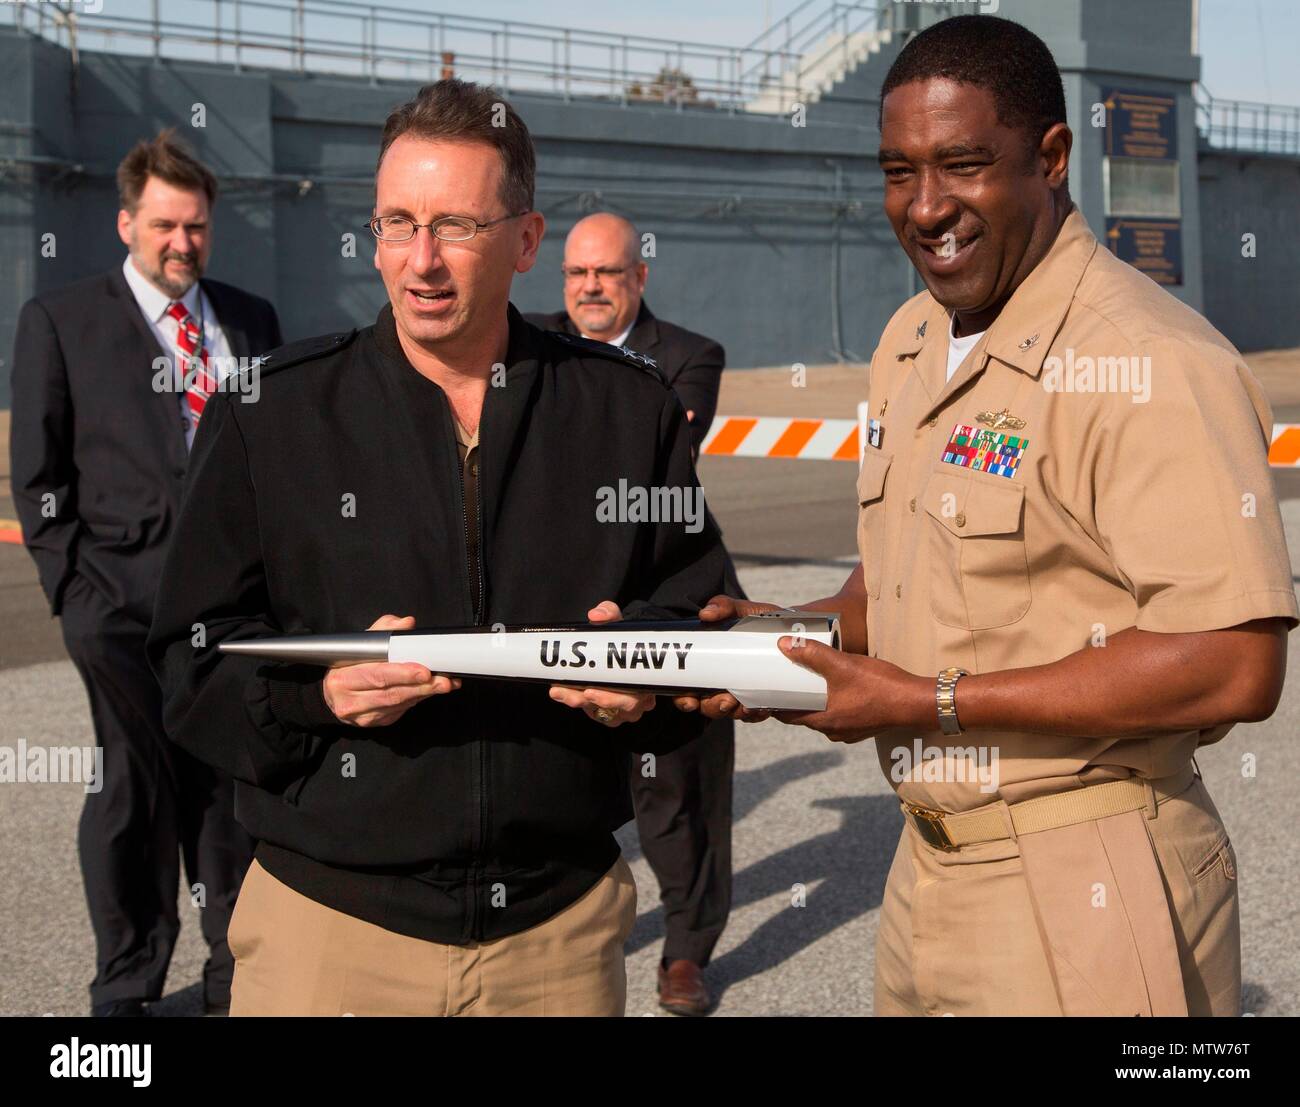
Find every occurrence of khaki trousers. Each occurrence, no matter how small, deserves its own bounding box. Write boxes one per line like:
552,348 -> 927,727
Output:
227,856 -> 637,1016
875,774 -> 1240,1016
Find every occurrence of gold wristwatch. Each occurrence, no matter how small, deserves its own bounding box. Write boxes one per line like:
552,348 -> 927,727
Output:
935,667 -> 969,736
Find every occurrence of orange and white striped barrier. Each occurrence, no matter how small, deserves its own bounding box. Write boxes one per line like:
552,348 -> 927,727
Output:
1269,424 -> 1300,467
0,425 -> 1295,549
699,415 -> 861,461
702,417 -> 1300,468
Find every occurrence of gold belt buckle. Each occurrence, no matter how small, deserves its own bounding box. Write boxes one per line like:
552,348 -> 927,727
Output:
904,803 -> 957,851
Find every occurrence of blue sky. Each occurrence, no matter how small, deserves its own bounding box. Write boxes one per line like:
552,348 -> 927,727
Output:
434,0 -> 1300,106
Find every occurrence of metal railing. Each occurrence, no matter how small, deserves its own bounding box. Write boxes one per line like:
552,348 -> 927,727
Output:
1196,86 -> 1300,157
6,0 -> 977,112
6,0 -> 845,111
12,1 -> 1300,152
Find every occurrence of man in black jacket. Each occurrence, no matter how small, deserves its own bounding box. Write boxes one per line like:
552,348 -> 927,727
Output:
9,131 -> 280,1015
528,214 -> 735,1014
147,80 -> 729,1016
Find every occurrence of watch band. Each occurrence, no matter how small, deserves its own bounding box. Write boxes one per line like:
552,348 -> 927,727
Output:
935,667 -> 970,736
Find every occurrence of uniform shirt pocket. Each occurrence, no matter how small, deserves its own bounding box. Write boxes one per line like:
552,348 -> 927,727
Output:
857,449 -> 892,600
922,467 -> 1030,629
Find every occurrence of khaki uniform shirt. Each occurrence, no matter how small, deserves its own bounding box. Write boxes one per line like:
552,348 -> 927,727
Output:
858,208 -> 1298,813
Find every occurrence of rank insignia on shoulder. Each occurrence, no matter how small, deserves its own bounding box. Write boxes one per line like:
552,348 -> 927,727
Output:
254,330 -> 357,373
916,320 -> 927,340
976,407 -> 1026,431
941,424 -> 1028,479
550,331 -> 658,370
617,345 -> 659,370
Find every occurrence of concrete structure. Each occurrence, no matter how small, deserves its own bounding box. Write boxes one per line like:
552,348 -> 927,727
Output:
1,0 -> 1297,409
1198,150 -> 1300,354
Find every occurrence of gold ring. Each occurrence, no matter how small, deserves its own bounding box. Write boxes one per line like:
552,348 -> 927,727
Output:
594,707 -> 617,724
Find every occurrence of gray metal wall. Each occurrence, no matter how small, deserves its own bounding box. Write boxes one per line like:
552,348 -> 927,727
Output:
2,1 -> 1296,410
1198,150 -> 1300,353
0,25 -> 906,409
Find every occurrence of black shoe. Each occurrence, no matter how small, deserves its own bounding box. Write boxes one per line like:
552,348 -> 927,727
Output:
91,998 -> 148,1017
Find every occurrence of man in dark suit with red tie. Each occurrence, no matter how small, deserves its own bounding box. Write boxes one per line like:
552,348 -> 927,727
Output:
9,131 -> 280,1016
528,213 -> 736,1015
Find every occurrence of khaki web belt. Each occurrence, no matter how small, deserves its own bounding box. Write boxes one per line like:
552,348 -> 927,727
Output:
902,763 -> 1197,852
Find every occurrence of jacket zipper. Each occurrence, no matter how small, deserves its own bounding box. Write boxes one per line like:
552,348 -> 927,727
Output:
470,447 -> 488,940
450,398 -> 488,939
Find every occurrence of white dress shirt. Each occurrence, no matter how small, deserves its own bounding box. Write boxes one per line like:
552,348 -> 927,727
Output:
121,256 -> 234,450
581,321 -> 634,350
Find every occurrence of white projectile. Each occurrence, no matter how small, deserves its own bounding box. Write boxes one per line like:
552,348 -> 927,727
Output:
218,612 -> 840,710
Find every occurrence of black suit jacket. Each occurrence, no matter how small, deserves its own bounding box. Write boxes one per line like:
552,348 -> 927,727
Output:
525,301 -> 724,455
9,266 -> 282,624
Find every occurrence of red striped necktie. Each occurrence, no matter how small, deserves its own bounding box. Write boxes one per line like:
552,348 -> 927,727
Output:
166,300 -> 217,424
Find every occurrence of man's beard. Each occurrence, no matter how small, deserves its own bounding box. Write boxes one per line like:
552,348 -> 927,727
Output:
576,297 -> 616,331
134,247 -> 202,299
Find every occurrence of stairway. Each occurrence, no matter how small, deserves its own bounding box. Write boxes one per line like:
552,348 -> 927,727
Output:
747,28 -> 897,114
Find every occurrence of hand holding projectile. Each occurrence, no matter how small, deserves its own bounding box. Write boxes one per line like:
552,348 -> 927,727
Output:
225,610 -> 840,712
673,595 -> 784,721
547,600 -> 656,727
322,614 -> 461,728
772,640 -> 928,744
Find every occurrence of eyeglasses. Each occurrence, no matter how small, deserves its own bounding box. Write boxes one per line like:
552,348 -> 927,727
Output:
561,265 -> 633,282
367,212 -> 529,243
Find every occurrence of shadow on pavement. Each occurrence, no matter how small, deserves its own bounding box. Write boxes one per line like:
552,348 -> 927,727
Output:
618,748 -> 843,866
148,981 -> 205,1018
626,789 -> 903,998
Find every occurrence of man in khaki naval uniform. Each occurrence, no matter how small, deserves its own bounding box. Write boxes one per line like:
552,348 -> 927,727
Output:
675,15 -> 1296,1016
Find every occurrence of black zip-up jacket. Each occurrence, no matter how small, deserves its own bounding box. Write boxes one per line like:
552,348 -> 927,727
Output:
146,303 -> 731,944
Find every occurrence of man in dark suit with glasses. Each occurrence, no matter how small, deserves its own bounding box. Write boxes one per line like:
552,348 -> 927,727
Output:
529,213 -> 737,1015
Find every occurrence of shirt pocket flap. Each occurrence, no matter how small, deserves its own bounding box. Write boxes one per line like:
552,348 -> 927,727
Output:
857,449 -> 892,505
923,474 -> 1025,537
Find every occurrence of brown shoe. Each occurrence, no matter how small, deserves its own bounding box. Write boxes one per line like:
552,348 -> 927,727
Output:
657,959 -> 712,1016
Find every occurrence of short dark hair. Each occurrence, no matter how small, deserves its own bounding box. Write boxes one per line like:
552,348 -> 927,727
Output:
116,129 -> 218,213
377,79 -> 535,214
879,15 -> 1067,153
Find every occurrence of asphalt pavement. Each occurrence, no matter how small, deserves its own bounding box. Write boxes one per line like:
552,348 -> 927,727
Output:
2,496 -> 1298,1016
2,371 -> 1299,1016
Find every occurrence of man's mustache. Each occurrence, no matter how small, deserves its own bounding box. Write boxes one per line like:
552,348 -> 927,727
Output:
577,297 -> 612,306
